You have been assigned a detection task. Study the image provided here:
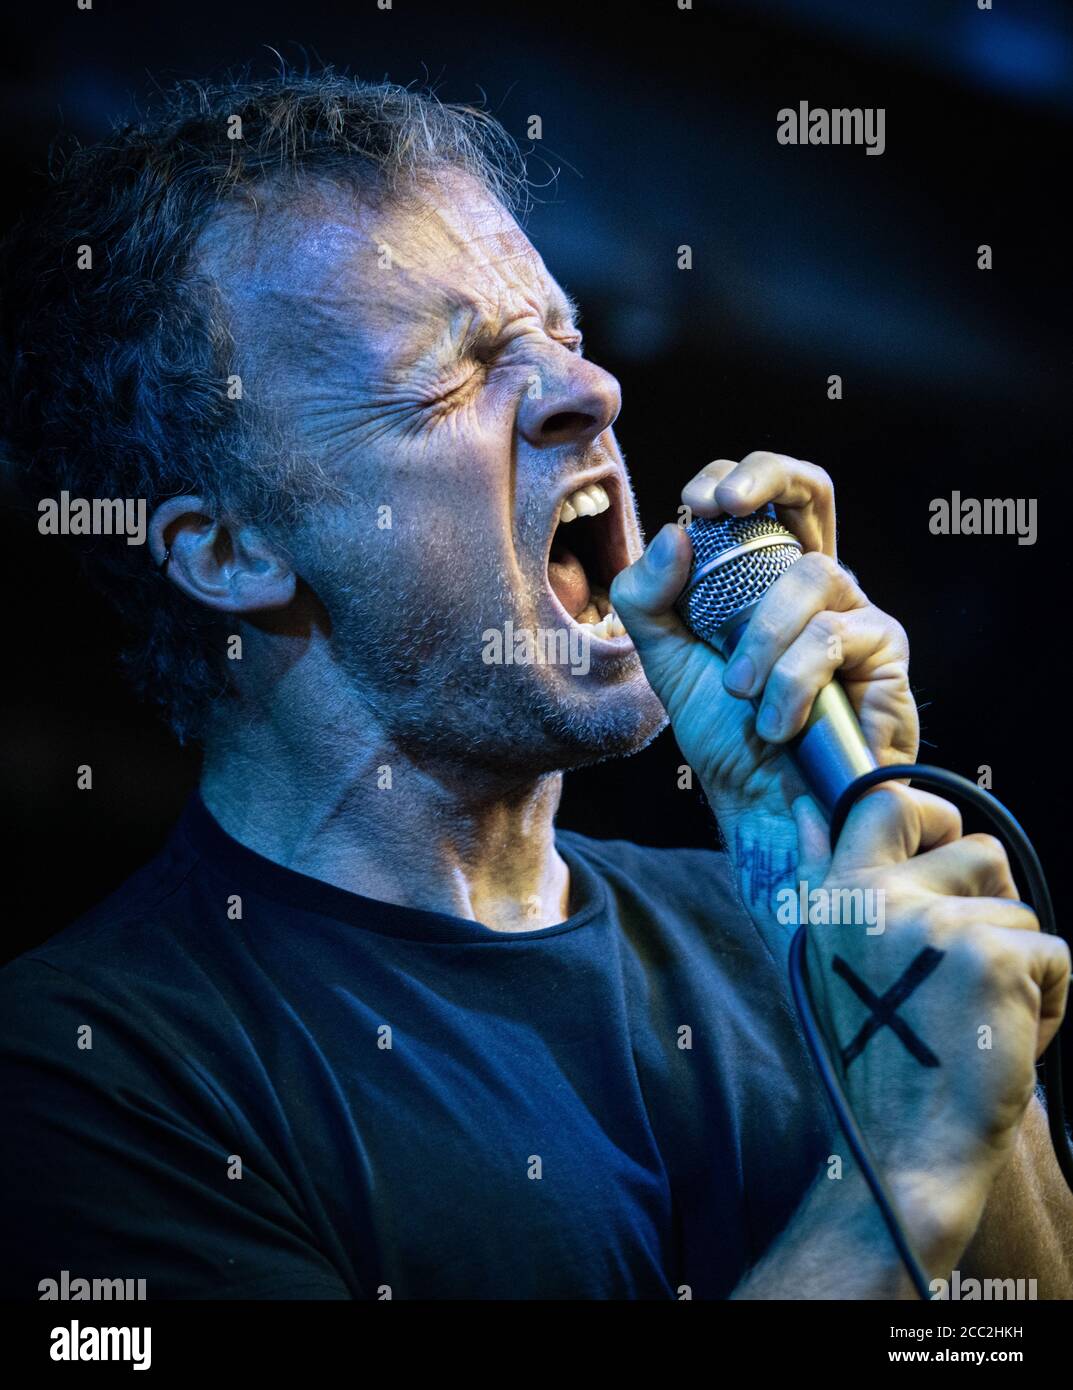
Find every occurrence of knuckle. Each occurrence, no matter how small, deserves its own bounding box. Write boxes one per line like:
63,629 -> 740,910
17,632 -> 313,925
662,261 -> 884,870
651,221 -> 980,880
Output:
922,896 -> 967,936
967,832 -> 1011,876
764,656 -> 801,704
748,608 -> 784,650
804,461 -> 834,499
850,781 -> 920,843
831,563 -> 860,603
798,550 -> 841,591
919,790 -> 962,838
1053,937 -> 1073,978
989,947 -> 1030,998
885,615 -> 910,658
962,933 -> 1019,989
871,780 -> 917,816
801,549 -> 838,577
946,803 -> 964,839
1035,932 -> 1070,974
807,610 -> 844,649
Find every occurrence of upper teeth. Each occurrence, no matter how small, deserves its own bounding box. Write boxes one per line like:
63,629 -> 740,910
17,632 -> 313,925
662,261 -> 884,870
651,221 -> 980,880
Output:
559,483 -> 610,524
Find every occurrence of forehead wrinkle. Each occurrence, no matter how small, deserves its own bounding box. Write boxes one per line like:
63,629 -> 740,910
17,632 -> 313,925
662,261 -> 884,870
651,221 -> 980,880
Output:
386,272 -> 580,374
399,232 -> 579,338
208,182 -> 583,386
388,190 -> 549,303
431,225 -> 581,333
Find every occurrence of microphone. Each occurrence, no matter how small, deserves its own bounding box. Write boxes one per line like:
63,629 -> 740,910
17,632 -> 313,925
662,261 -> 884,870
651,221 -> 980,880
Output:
675,506 -> 876,816
676,509 -> 1073,1255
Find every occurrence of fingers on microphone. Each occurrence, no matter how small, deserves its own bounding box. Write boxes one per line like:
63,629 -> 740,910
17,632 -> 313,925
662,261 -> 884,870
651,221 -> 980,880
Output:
721,551 -> 861,703
832,784 -> 962,871
755,608 -> 908,744
681,459 -> 738,516
682,451 -> 836,558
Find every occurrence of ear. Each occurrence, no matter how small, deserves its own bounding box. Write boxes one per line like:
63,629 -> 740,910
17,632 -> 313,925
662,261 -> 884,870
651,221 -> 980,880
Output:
148,497 -> 296,613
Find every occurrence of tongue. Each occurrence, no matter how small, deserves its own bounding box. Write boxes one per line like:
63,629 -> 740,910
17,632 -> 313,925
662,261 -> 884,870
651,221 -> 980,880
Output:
547,543 -> 591,619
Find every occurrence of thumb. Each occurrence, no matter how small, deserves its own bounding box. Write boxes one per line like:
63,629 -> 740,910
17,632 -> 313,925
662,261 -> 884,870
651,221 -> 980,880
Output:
610,523 -> 694,653
612,523 -> 728,724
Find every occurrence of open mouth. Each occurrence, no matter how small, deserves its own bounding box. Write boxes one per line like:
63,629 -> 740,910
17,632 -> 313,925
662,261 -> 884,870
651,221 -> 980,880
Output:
545,475 -> 633,642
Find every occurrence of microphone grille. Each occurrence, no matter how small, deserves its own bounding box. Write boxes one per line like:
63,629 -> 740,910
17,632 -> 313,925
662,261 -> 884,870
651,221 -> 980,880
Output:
676,510 -> 803,645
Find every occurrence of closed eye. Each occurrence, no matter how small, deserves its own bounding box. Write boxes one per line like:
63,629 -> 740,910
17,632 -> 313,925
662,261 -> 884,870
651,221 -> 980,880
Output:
465,313 -> 583,363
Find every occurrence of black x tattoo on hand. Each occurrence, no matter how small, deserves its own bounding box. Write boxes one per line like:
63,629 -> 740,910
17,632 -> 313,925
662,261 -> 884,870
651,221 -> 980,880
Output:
832,947 -> 945,1070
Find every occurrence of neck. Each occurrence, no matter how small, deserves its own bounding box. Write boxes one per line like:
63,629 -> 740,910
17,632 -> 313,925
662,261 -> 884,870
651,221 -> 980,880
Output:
199,701 -> 571,934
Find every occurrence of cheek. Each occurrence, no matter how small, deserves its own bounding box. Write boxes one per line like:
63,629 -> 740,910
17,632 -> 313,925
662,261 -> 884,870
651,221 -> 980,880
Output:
307,507 -> 511,628
418,398 -> 512,485
288,396 -> 524,611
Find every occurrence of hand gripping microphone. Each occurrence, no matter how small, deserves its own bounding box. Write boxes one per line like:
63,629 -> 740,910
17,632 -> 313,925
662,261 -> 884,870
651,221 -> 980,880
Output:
674,503 -> 1073,1296
674,506 -> 876,815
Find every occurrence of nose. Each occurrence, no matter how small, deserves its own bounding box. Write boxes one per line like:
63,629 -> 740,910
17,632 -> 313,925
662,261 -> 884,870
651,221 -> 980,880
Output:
517,353 -> 622,449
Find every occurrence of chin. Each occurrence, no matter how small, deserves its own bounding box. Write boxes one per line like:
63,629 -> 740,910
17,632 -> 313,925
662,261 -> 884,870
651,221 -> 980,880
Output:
537,670 -> 670,771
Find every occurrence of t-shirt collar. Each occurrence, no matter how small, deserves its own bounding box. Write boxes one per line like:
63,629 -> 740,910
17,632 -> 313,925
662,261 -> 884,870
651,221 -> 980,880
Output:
171,792 -> 607,944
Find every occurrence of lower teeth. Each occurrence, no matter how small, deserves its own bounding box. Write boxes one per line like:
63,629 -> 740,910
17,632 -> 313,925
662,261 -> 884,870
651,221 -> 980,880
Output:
575,588 -> 626,638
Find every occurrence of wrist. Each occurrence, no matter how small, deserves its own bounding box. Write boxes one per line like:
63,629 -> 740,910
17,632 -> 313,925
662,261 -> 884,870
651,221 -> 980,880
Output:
716,801 -> 801,912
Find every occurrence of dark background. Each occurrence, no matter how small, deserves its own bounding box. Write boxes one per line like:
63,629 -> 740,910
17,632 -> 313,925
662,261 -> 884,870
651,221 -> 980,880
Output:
1,0 -> 1069,1065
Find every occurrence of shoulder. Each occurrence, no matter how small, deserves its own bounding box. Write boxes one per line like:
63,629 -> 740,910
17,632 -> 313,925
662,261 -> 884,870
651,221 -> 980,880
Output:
0,836 -> 245,1194
0,826 -> 208,1063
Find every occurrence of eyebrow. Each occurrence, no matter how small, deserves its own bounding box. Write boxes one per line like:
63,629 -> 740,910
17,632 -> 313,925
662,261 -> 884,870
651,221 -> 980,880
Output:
390,281 -> 582,378
549,286 -> 582,330
445,284 -> 583,349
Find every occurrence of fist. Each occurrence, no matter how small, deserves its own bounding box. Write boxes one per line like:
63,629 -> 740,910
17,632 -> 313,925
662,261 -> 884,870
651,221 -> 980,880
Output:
610,452 -> 918,823
807,782 -> 1070,1251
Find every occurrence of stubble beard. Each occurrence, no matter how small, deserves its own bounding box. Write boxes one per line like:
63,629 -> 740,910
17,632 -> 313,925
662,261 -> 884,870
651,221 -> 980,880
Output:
324,549 -> 669,784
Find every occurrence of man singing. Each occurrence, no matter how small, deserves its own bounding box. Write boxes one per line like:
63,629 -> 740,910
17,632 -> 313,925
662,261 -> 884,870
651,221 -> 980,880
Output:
1,72 -> 1069,1300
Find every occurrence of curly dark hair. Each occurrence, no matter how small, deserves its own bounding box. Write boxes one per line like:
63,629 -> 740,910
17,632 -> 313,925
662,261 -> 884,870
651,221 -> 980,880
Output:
0,68 -> 528,741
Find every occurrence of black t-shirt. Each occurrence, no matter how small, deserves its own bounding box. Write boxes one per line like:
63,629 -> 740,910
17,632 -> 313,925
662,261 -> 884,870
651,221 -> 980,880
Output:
0,795 -> 831,1300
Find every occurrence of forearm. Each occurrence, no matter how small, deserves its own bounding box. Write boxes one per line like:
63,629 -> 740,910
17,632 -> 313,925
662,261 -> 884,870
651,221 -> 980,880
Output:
735,1103 -> 1073,1301
715,807 -> 1073,1300
962,1096 -> 1073,1299
732,1163 -> 982,1301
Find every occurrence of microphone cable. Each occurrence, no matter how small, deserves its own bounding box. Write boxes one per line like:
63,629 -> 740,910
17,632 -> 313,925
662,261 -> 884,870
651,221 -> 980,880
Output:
787,763 -> 1073,1301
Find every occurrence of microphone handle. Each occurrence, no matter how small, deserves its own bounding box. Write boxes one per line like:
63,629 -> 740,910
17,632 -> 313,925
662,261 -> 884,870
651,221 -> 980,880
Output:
718,608 -> 877,819
786,681 -> 878,817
